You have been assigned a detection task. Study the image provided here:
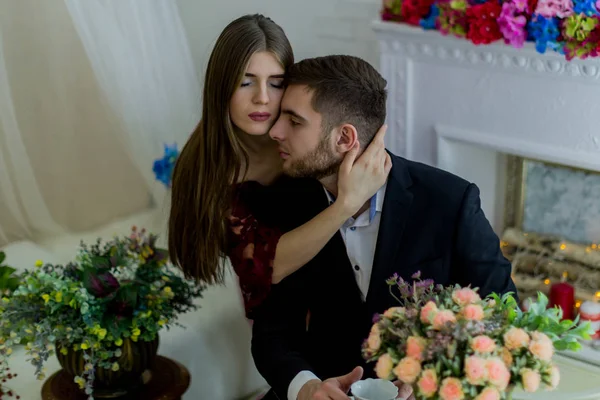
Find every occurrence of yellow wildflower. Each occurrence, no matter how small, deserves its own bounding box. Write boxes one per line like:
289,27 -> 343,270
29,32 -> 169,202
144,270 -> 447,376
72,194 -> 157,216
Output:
60,347 -> 68,355
74,376 -> 86,389
46,344 -> 54,351
2,297 -> 9,303
158,318 -> 167,326
114,338 -> 123,346
35,260 -> 43,268
25,328 -> 33,334
84,363 -> 93,371
55,291 -> 63,303
5,348 -> 12,355
97,328 -> 107,340
111,362 -> 120,372
37,373 -> 46,380
80,342 -> 89,350
9,331 -> 17,338
161,276 -> 170,282
42,294 -> 50,303
131,328 -> 141,337
73,344 -> 80,351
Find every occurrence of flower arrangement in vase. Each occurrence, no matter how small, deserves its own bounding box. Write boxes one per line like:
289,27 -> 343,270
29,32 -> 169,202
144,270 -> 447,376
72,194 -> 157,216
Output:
363,272 -> 593,400
0,227 -> 203,399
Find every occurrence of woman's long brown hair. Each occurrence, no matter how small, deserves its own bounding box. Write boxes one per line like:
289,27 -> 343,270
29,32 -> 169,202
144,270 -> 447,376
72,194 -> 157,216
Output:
168,15 -> 293,285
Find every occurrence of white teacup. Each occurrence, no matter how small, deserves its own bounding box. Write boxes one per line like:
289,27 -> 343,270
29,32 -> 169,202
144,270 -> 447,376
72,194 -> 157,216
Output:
350,378 -> 400,400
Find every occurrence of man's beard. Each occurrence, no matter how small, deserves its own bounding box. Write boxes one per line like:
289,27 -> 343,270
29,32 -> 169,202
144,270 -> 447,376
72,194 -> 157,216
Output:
284,136 -> 342,180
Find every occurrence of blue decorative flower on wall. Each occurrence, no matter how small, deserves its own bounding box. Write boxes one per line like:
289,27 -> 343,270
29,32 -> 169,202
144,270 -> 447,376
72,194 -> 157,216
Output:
153,144 -> 179,187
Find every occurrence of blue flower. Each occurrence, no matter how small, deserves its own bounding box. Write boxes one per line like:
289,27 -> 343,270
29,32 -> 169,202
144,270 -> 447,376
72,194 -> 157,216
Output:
153,143 -> 179,187
420,5 -> 440,30
573,0 -> 599,16
527,15 -> 562,54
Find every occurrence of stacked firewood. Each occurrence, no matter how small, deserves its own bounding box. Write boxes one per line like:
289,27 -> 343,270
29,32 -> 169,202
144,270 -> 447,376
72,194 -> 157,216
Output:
501,227 -> 600,303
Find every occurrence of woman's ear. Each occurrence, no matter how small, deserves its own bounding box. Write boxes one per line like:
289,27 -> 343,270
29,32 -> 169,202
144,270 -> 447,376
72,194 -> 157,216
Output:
334,124 -> 359,153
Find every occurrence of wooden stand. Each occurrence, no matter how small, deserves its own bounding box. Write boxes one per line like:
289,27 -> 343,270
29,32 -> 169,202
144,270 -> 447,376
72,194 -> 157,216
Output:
41,355 -> 190,400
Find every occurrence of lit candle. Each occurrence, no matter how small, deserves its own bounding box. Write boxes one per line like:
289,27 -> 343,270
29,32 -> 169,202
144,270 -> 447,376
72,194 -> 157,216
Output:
548,272 -> 575,320
579,301 -> 600,340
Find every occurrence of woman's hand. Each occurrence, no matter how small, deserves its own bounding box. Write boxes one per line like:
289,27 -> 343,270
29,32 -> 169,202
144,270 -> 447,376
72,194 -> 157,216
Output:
336,124 -> 392,216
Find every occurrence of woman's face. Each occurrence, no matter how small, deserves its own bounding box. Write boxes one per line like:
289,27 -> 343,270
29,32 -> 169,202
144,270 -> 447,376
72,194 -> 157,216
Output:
230,51 -> 285,136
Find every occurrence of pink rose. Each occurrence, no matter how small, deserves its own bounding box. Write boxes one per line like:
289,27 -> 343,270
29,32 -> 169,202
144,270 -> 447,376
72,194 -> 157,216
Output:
439,377 -> 465,400
486,357 -> 511,390
421,301 -> 438,324
529,332 -> 554,361
417,368 -> 439,398
471,335 -> 497,354
465,355 -> 488,385
375,353 -> 395,379
406,336 -> 427,361
384,306 -> 406,319
547,364 -> 560,389
433,310 -> 457,330
367,325 -> 382,352
452,287 -> 481,307
475,386 -> 501,400
463,304 -> 485,321
500,347 -> 513,368
503,327 -> 530,350
393,356 -> 422,384
520,368 -> 541,392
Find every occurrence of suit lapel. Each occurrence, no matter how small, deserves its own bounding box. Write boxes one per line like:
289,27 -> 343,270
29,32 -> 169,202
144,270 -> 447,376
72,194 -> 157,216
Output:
365,156 -> 413,314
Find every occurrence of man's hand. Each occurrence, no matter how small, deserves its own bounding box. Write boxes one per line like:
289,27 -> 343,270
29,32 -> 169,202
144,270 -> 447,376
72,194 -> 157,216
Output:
393,381 -> 416,400
298,367 -> 363,400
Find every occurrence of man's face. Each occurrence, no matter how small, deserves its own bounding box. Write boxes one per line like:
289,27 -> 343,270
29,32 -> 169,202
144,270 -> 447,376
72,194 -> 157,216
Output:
269,85 -> 342,179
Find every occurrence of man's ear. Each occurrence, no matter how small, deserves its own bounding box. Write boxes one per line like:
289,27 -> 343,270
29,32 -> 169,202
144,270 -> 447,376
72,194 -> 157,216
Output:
334,124 -> 359,153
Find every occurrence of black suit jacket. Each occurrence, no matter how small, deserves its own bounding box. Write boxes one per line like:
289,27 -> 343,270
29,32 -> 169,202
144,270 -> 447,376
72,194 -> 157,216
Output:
250,154 -> 517,398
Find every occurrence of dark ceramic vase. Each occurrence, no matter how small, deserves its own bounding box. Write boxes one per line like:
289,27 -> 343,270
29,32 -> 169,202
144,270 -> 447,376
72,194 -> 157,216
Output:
56,336 -> 159,398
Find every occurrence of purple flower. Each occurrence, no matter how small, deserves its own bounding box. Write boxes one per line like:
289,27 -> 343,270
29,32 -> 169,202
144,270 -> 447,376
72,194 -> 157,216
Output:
83,269 -> 120,298
499,1 -> 528,48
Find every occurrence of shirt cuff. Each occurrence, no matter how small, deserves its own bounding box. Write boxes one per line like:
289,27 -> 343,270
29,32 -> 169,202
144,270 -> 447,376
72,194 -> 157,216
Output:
288,370 -> 320,400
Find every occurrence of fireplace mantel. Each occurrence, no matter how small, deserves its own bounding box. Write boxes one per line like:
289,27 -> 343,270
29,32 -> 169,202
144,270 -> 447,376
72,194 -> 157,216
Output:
372,20 -> 600,174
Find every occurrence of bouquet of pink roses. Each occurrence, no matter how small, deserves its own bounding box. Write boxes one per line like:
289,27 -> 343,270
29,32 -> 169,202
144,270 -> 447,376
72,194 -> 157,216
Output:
362,272 -> 594,400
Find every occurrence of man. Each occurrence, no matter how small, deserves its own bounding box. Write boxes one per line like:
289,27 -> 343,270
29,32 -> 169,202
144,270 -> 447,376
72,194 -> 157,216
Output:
251,55 -> 517,400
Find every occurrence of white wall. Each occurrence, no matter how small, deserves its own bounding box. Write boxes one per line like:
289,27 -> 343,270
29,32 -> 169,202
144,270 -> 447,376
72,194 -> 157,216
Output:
176,0 -> 381,83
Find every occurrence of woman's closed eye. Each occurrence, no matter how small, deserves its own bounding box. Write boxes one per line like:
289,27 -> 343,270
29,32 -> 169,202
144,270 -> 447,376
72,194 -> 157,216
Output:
240,79 -> 284,89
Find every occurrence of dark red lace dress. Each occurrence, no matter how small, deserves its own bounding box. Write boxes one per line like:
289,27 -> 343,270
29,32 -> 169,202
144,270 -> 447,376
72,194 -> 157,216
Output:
227,182 -> 282,319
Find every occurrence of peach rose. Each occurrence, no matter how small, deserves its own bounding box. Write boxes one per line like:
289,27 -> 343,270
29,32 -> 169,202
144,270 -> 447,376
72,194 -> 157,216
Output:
529,332 -> 554,361
367,325 -> 382,352
421,301 -> 439,324
547,365 -> 560,390
383,306 -> 406,319
503,327 -> 530,351
417,368 -> 439,398
475,386 -> 501,400
471,335 -> 497,354
486,357 -> 510,390
520,368 -> 541,392
439,377 -> 465,400
406,336 -> 427,361
465,355 -> 488,385
375,353 -> 395,379
433,310 -> 457,330
463,304 -> 485,321
452,287 -> 481,307
500,347 -> 513,368
393,356 -> 422,384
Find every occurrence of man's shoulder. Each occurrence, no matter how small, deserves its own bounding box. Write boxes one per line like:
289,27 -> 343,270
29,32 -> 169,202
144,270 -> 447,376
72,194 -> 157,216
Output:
390,153 -> 472,197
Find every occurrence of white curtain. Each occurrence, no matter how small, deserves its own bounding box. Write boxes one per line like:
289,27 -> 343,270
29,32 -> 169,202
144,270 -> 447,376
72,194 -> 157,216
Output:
0,0 -> 200,246
0,31 -> 64,243
64,0 -> 202,202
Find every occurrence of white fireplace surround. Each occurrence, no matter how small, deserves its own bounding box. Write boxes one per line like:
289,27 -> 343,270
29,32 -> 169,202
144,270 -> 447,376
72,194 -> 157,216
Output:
372,21 -> 600,233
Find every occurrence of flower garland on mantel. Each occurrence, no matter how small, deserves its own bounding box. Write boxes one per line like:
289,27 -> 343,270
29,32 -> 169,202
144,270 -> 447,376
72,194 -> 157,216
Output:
382,0 -> 600,60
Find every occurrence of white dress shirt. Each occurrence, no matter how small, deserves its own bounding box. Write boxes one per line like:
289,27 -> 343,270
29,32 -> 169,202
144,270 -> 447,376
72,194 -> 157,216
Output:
287,182 -> 387,400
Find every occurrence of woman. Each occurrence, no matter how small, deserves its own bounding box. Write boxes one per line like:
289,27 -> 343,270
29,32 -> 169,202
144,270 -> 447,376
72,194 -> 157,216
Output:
169,14 -> 390,317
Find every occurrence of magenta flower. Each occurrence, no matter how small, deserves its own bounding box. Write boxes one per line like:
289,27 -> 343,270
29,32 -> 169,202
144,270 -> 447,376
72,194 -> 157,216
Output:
498,1 -> 529,47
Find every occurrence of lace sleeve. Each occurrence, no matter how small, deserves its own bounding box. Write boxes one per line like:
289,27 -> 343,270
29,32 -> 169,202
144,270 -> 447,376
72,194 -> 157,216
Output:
228,194 -> 282,319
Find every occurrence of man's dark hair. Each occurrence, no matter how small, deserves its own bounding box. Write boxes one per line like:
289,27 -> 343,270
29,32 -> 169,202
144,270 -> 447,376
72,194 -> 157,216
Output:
286,55 -> 387,146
